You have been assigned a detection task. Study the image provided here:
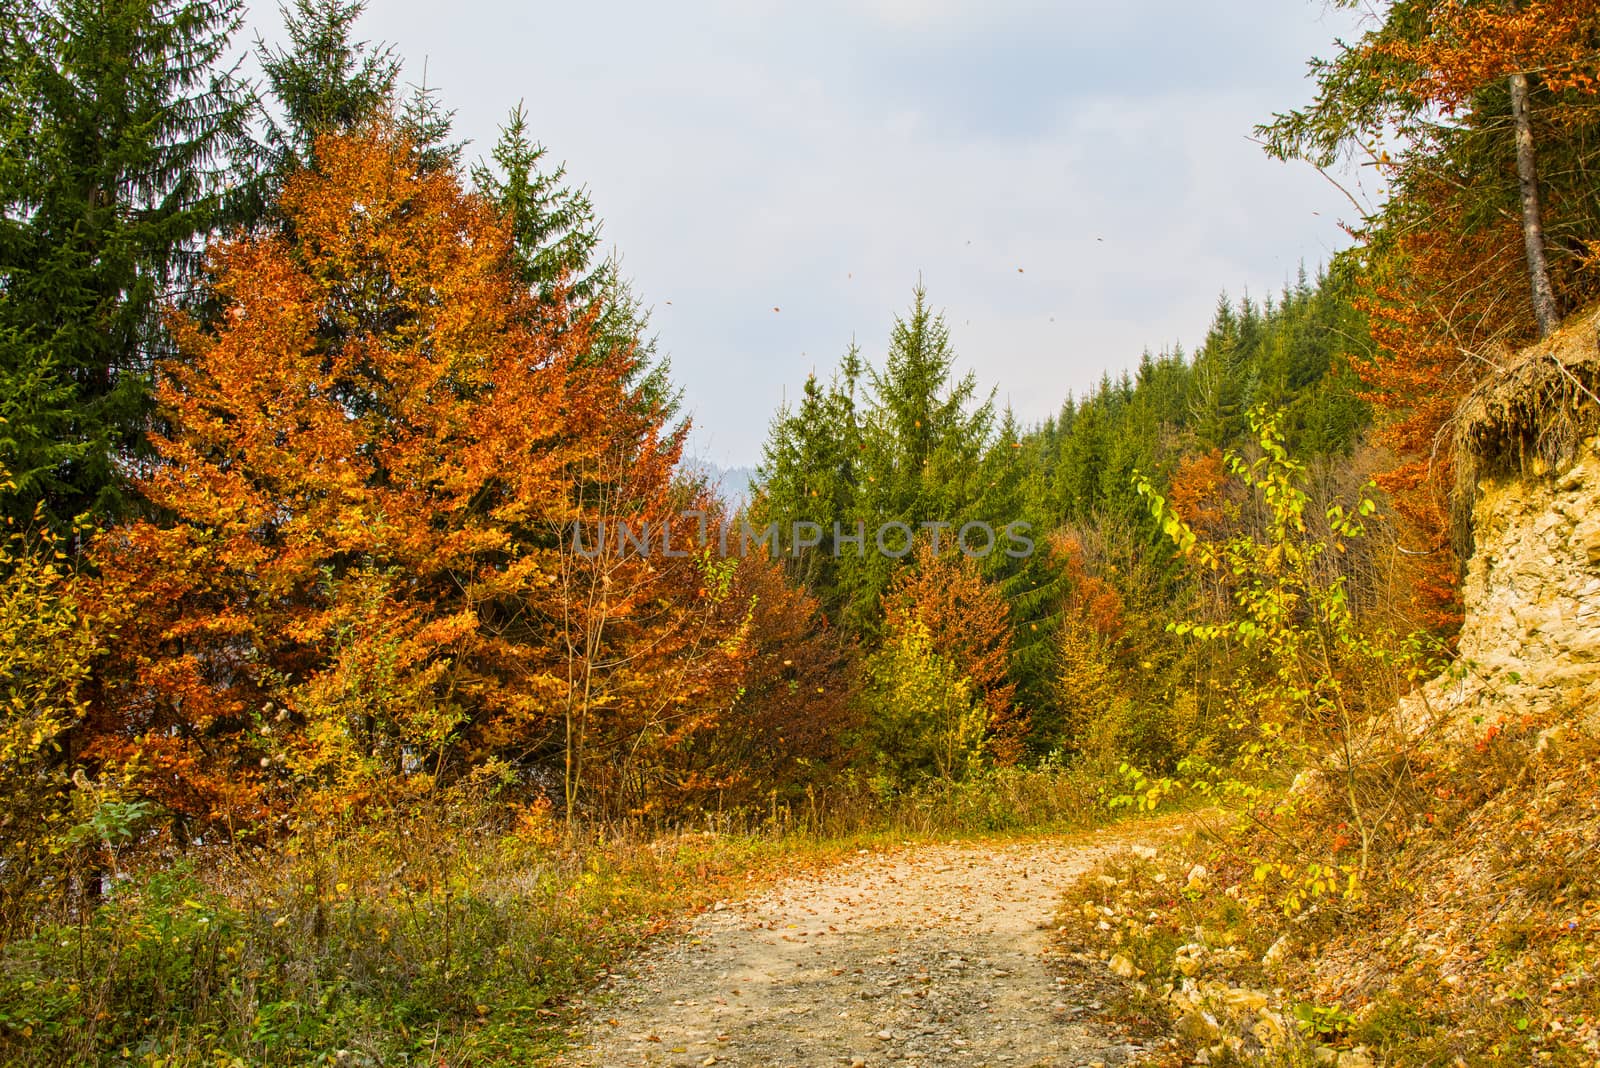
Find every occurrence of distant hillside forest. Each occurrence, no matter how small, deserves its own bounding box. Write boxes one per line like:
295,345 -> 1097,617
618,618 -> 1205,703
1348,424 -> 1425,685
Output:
749,270 -> 1375,767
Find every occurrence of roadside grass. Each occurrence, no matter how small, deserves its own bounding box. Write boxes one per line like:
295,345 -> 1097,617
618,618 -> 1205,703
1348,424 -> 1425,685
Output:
0,764 -> 1119,1067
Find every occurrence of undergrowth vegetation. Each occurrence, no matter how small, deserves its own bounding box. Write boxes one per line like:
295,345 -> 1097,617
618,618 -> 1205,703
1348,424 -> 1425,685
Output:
1050,396 -> 1600,1065
1055,705 -> 1600,1067
0,766 -> 1108,1067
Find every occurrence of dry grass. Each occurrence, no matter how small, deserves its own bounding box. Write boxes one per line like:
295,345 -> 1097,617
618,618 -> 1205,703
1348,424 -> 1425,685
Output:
1452,307 -> 1600,556
1053,701 -> 1600,1066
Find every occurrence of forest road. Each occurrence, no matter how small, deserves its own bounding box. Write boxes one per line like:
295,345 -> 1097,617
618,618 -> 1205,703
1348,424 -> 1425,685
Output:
553,826 -> 1177,1068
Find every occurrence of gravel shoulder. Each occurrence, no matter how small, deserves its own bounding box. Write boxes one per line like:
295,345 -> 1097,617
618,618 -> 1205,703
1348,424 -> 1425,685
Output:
554,825 -> 1182,1068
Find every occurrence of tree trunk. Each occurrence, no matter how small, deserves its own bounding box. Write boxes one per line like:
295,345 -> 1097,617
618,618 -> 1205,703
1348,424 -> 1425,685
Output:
1509,71 -> 1560,337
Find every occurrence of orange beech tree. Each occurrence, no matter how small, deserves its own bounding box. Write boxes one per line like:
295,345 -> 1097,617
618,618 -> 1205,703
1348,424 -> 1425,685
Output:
542,476 -> 751,822
1353,209 -> 1527,626
82,123 -> 693,826
545,497 -> 862,819
881,542 -> 1024,765
1040,530 -> 1127,755
666,552 -> 856,812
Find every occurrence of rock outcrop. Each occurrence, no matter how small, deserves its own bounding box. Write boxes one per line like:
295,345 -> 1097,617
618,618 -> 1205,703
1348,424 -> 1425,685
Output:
1414,310 -> 1600,728
1451,441 -> 1600,715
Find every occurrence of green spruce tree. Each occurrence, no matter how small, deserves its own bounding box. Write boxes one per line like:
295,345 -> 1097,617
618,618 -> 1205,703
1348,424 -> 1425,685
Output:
257,0 -> 398,175
472,102 -> 606,303
472,103 -> 676,419
0,0 -> 256,522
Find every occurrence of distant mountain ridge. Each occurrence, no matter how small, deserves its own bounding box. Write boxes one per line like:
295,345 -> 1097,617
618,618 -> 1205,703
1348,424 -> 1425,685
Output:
682,459 -> 758,507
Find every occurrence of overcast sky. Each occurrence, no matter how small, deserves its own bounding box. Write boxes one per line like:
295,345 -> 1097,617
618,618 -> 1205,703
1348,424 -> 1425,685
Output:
242,1 -> 1375,467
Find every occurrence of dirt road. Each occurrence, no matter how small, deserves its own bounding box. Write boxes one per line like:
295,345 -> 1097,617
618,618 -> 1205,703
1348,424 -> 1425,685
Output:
555,831 -> 1160,1068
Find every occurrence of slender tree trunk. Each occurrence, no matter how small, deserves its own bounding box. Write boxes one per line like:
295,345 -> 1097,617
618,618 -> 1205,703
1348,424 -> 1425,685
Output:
1509,71 -> 1561,337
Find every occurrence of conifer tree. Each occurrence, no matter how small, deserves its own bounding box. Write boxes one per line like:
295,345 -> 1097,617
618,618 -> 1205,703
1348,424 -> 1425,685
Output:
754,287 -> 997,635
257,0 -> 398,175
1190,293 -> 1247,449
472,103 -> 676,418
981,411 -> 1067,725
752,349 -> 864,617
472,102 -> 607,304
0,0 -> 256,523
397,76 -> 462,174
865,287 -> 992,515
845,288 -> 993,630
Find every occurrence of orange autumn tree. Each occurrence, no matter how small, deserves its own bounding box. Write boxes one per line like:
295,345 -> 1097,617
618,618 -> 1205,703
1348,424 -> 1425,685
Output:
881,542 -> 1024,765
668,552 -> 857,810
1354,210 -> 1525,627
84,122 -> 675,825
1371,1 -> 1600,625
1043,529 -> 1126,755
544,474 -> 753,821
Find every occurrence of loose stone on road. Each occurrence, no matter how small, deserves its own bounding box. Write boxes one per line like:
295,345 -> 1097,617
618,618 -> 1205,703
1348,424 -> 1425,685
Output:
556,832 -> 1156,1067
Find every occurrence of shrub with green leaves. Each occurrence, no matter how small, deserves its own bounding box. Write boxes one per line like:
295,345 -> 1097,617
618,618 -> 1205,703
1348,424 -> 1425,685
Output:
861,618 -> 988,785
1136,407 -> 1437,878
